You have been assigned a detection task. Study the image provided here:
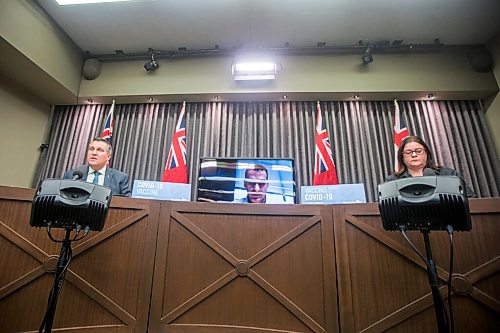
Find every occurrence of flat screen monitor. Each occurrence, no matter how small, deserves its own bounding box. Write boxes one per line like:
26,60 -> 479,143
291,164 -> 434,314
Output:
197,158 -> 296,204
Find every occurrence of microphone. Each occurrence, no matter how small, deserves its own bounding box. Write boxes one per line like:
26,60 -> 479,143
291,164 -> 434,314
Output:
72,171 -> 84,180
423,168 -> 437,176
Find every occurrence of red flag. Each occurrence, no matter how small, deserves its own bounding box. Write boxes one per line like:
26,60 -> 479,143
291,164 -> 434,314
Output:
393,99 -> 409,172
162,102 -> 188,183
101,100 -> 115,167
313,102 -> 339,185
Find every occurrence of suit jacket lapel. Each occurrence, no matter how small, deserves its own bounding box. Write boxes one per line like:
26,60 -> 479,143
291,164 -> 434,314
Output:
77,166 -> 90,180
104,168 -> 113,187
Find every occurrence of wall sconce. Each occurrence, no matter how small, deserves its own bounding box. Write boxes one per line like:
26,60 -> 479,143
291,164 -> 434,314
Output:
232,62 -> 277,81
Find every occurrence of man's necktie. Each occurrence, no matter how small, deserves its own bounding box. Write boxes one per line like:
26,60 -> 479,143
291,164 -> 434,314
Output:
92,171 -> 100,184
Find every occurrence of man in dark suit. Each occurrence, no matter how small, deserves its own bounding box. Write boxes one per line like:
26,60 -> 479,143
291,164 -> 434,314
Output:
63,137 -> 131,197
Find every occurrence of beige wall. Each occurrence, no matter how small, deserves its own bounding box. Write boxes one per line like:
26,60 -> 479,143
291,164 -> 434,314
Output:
79,49 -> 498,103
0,1 -> 83,98
0,76 -> 50,188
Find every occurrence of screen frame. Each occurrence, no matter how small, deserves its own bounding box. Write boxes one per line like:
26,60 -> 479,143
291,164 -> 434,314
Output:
197,157 -> 298,204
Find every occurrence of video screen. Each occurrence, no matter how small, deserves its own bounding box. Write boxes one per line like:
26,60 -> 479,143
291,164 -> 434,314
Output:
197,158 -> 296,204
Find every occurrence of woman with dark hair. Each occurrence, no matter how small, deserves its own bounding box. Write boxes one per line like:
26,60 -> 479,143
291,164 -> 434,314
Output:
386,135 -> 475,197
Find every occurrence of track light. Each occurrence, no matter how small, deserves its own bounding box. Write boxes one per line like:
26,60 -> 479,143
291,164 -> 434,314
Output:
362,45 -> 373,65
144,49 -> 159,72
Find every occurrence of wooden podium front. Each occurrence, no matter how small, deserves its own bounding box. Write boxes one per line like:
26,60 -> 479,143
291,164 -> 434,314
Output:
0,187 -> 159,333
149,202 -> 337,333
0,186 -> 498,333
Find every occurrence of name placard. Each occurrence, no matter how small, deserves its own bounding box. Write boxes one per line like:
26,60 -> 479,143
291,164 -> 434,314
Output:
300,184 -> 366,204
132,180 -> 191,201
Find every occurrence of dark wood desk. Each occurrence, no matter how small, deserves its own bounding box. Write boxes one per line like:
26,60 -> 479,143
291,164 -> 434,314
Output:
0,186 -> 498,333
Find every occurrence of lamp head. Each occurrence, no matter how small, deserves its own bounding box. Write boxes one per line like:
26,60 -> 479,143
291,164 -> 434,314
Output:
362,45 -> 373,65
144,51 -> 159,71
30,179 -> 112,232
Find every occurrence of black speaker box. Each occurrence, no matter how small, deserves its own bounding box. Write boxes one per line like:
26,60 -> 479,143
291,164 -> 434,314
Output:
467,47 -> 493,73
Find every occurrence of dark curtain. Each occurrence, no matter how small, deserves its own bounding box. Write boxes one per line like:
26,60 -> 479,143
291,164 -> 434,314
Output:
36,100 -> 500,202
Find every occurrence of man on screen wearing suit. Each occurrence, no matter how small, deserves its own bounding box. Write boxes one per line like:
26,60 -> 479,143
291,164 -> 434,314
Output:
63,137 -> 131,197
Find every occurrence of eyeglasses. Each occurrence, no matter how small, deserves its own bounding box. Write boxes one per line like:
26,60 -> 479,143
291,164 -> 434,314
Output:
403,148 -> 426,156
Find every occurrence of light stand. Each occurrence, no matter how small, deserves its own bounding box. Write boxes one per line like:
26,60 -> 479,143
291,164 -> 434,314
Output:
38,227 -> 74,333
30,177 -> 111,333
421,230 -> 449,332
378,175 -> 471,333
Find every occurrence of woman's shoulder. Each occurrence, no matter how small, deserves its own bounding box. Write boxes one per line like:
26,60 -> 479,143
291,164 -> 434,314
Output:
385,174 -> 398,182
436,167 -> 459,176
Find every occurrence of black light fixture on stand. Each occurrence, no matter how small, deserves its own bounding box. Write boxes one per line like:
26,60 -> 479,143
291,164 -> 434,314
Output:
362,44 -> 373,65
30,172 -> 112,333
144,48 -> 159,72
378,174 -> 471,333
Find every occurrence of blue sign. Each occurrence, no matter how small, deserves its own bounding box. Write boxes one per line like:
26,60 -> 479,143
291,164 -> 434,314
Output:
132,180 -> 191,201
300,184 -> 366,204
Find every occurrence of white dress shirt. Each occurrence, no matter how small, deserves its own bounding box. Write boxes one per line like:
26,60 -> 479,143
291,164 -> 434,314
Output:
86,166 -> 107,186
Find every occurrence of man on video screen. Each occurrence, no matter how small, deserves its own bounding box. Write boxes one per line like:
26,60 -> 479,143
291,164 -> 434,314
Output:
241,164 -> 269,203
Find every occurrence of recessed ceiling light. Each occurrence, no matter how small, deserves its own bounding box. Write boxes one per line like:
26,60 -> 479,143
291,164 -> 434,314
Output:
213,96 -> 220,100
87,99 -> 94,104
353,94 -> 360,100
147,97 -> 154,102
56,0 -> 135,5
427,93 -> 435,99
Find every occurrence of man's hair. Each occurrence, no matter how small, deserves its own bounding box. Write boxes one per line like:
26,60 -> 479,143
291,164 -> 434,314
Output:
245,164 -> 268,179
90,137 -> 112,154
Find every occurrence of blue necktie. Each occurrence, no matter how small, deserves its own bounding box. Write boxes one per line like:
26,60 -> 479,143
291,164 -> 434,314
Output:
92,171 -> 100,184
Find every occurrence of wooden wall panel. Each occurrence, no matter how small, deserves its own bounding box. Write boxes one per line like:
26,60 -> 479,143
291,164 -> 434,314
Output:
335,199 -> 500,333
149,202 -> 338,333
0,186 -> 159,333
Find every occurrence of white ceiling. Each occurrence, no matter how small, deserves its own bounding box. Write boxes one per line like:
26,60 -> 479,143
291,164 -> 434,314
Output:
36,0 -> 500,56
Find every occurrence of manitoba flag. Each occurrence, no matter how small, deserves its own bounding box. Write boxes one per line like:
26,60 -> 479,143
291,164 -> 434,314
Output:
313,102 -> 339,185
162,101 -> 188,183
101,100 -> 115,166
393,99 -> 409,172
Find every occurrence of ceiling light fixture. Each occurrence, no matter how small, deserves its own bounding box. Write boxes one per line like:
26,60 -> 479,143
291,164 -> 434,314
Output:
427,93 -> 435,99
56,0 -> 135,5
362,45 -> 373,65
144,49 -> 159,72
232,62 -> 277,81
